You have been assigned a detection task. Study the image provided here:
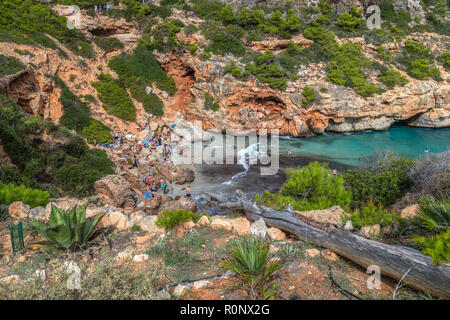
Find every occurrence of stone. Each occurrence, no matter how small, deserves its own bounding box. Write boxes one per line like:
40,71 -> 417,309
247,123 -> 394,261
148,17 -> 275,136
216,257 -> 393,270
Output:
86,207 -> 106,219
305,248 -> 320,258
8,201 -> 30,219
295,206 -> 348,226
210,218 -> 233,232
182,220 -> 196,230
116,249 -> 132,263
400,204 -> 419,219
196,215 -> 210,226
94,175 -> 136,209
344,220 -> 353,231
192,279 -> 211,289
173,284 -> 189,297
34,269 -> 46,281
133,254 -> 150,262
108,211 -> 130,230
361,224 -> 381,237
267,227 -> 286,241
139,216 -> 164,234
29,206 -> 46,221
251,218 -> 269,238
321,249 -> 338,262
0,275 -> 20,285
231,217 -> 251,235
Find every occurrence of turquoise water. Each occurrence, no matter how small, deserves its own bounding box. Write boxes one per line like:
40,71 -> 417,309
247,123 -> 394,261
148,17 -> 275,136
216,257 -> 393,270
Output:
279,126 -> 450,166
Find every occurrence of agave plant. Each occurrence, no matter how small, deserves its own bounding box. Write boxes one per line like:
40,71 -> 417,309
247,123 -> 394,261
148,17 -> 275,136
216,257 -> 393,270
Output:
29,202 -> 104,252
416,196 -> 449,233
219,236 -> 281,299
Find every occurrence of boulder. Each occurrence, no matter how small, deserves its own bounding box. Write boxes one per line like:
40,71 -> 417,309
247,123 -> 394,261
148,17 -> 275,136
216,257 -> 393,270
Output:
231,217 -> 251,236
305,248 -> 320,258
8,201 -> 30,219
251,218 -> 269,238
361,224 -> 381,237
173,284 -> 189,297
196,215 -> 210,226
400,204 -> 419,219
133,254 -> 150,262
94,175 -> 136,209
267,227 -> 286,241
115,249 -> 133,264
86,207 -> 106,219
108,211 -> 130,230
139,216 -> 164,234
344,220 -> 353,231
154,161 -> 195,184
0,275 -> 20,286
29,206 -> 46,221
295,206 -> 348,226
182,220 -> 196,230
321,249 -> 338,262
210,218 -> 233,232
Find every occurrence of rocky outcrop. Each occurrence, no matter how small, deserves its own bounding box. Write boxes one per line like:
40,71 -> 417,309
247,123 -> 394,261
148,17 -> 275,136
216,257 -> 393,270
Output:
153,161 -> 195,184
94,175 -> 137,209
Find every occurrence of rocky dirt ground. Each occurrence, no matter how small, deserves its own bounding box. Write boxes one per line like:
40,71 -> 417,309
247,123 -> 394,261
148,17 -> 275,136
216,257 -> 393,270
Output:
0,212 -> 437,300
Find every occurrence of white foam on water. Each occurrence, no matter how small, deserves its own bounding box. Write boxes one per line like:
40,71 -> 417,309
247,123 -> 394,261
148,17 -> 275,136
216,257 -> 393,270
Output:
231,143 -> 265,180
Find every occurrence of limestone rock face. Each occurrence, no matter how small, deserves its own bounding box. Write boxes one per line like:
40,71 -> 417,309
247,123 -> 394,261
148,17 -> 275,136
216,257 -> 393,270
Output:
139,216 -> 164,234
231,217 -> 251,236
94,175 -> 136,209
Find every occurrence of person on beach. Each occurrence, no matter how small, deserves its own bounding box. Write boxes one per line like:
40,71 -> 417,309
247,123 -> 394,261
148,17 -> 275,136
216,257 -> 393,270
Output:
184,186 -> 191,200
288,149 -> 292,156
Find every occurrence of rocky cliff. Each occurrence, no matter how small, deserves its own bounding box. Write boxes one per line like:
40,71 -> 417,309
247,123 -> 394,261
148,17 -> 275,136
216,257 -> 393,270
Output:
0,0 -> 448,137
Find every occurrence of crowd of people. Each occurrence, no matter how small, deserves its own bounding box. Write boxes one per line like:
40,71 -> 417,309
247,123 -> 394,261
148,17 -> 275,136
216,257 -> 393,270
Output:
91,120 -> 193,201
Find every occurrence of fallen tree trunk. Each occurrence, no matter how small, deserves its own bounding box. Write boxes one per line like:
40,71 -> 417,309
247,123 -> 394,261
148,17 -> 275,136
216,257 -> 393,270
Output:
223,196 -> 450,299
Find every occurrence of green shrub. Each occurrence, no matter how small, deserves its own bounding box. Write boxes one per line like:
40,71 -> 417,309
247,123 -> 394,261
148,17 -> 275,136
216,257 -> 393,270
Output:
0,54 -> 25,77
302,86 -> 316,107
258,162 -> 351,211
155,209 -> 201,229
91,73 -> 136,121
0,0 -> 93,57
378,68 -> 409,89
318,1 -> 332,14
245,51 -> 291,90
219,236 -> 281,300
343,153 -> 414,209
0,183 -> 50,208
54,77 -> 93,132
188,42 -> 198,54
412,229 -> 450,265
81,120 -> 112,144
437,52 -> 450,69
377,46 -> 393,61
204,92 -> 220,111
337,8 -> 362,32
342,202 -> 402,228
93,36 -> 124,51
51,148 -> 114,198
29,203 -> 104,251
326,43 -> 383,97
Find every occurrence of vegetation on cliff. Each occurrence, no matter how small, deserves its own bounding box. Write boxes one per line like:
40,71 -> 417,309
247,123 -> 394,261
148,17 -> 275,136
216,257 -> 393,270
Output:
0,95 -> 114,198
0,0 -> 94,58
